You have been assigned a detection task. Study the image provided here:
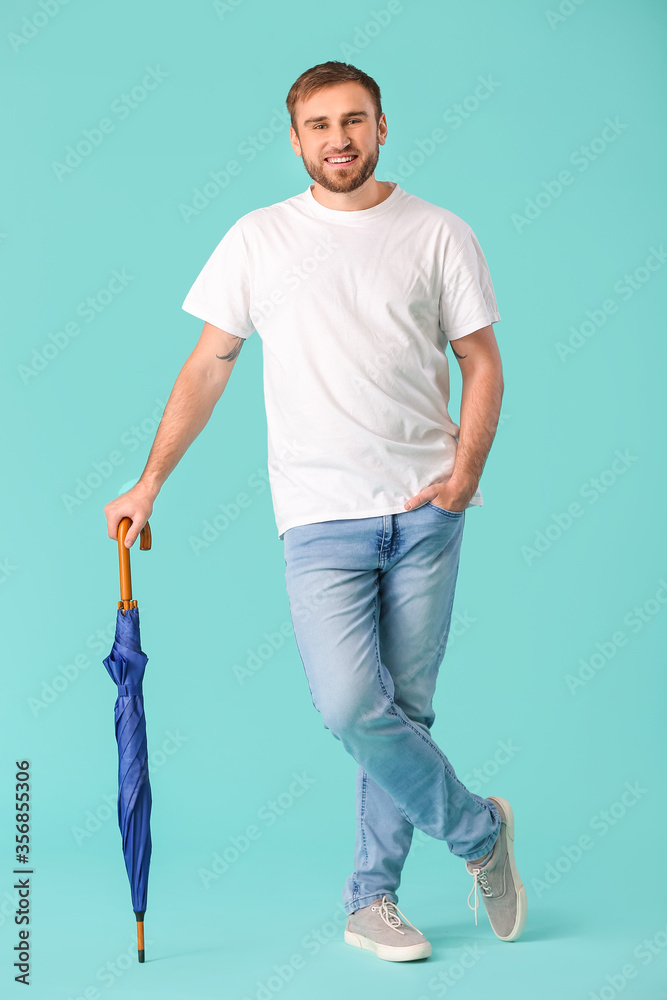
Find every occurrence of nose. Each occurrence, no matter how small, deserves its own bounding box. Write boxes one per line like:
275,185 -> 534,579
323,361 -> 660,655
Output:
326,131 -> 351,153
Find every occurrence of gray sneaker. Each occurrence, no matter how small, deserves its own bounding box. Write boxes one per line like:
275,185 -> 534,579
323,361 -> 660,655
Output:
344,895 -> 432,962
466,795 -> 527,941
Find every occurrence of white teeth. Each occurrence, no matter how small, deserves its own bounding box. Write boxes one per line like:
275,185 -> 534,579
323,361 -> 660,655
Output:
327,155 -> 355,162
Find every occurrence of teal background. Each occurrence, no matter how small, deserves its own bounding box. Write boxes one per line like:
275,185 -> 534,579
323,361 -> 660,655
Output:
1,0 -> 666,997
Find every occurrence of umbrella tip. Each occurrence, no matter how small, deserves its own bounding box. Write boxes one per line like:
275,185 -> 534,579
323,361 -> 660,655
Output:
135,910 -> 146,963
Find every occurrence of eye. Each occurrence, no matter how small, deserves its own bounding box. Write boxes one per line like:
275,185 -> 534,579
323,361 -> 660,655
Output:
313,119 -> 362,129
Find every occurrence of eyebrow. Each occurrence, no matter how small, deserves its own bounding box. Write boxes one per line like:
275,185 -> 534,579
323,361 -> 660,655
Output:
301,110 -> 370,126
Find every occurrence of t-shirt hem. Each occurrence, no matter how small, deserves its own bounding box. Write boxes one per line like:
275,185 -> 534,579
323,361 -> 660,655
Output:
446,313 -> 501,340
181,301 -> 253,339
278,498 -> 483,538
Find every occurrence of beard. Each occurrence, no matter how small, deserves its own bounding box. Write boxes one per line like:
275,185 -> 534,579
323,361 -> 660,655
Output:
299,141 -> 380,194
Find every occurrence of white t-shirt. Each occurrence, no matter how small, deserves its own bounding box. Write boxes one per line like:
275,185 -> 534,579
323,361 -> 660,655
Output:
182,181 -> 501,539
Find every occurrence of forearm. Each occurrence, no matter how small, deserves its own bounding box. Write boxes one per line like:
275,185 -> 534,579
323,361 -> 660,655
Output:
138,361 -> 223,499
448,367 -> 504,494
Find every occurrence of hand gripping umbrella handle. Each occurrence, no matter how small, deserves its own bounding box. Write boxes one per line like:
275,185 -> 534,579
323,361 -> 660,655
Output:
117,516 -> 152,610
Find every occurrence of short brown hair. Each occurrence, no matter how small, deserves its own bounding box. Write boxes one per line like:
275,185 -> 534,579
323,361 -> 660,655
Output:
286,61 -> 383,132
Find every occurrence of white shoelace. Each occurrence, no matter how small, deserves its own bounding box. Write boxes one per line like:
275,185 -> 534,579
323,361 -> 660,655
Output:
371,896 -> 425,936
467,867 -> 494,925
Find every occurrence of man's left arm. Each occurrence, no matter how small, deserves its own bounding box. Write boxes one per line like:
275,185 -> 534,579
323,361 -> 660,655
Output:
403,324 -> 504,511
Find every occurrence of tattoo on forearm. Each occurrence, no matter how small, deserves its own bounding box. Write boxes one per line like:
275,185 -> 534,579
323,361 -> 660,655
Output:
216,336 -> 244,362
451,344 -> 467,359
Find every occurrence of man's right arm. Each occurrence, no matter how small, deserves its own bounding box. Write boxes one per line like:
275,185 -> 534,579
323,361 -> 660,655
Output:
104,322 -> 246,548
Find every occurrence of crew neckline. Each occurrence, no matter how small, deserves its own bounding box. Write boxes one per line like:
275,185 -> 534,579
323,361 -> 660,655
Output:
302,181 -> 403,224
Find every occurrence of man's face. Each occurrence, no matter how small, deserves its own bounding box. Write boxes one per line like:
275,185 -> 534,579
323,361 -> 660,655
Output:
290,81 -> 387,194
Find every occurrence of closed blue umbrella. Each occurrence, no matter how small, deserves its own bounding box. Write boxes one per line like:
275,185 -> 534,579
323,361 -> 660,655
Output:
102,516 -> 153,963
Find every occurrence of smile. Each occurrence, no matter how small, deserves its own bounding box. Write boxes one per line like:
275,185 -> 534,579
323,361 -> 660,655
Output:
325,155 -> 358,165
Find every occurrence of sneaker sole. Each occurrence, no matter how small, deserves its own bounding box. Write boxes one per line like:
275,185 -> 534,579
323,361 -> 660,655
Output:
487,795 -> 527,941
344,928 -> 432,962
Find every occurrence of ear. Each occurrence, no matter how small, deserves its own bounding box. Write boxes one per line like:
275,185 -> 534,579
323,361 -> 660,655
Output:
289,125 -> 302,157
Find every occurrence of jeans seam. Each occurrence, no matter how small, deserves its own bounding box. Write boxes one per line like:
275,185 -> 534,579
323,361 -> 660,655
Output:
390,511 -> 400,562
359,769 -> 369,866
372,575 -> 392,701
290,612 -> 318,711
379,517 -> 387,569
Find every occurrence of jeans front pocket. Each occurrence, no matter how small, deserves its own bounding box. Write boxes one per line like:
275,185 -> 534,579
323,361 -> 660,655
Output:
425,501 -> 465,518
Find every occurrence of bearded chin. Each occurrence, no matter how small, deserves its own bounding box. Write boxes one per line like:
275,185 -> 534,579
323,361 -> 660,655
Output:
303,146 -> 380,193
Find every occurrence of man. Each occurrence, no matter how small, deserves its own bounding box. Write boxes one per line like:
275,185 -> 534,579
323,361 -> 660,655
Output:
104,60 -> 526,963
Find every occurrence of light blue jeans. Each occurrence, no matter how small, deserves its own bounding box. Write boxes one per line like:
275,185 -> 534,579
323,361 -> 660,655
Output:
283,502 -> 501,916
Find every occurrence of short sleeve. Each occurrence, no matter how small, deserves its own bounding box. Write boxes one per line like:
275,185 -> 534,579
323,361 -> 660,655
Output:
182,222 -> 255,338
439,228 -> 501,341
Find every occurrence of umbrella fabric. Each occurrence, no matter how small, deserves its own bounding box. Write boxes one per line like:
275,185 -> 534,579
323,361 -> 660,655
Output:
103,605 -> 152,913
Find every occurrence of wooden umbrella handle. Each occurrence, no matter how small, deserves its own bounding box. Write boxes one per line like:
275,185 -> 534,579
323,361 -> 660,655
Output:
135,911 -> 145,963
117,517 -> 151,609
